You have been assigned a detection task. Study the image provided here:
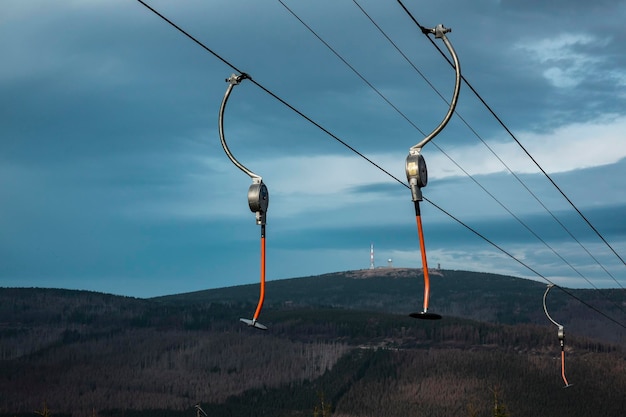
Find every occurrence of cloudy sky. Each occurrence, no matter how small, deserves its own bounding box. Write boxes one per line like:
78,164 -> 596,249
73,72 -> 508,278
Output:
2,0 -> 626,298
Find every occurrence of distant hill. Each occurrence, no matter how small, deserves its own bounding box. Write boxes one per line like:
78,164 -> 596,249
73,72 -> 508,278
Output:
154,268 -> 626,345
0,269 -> 624,417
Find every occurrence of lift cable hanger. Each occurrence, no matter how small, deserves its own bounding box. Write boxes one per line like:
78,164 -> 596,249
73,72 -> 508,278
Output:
543,284 -> 573,387
219,73 -> 269,331
406,24 -> 461,320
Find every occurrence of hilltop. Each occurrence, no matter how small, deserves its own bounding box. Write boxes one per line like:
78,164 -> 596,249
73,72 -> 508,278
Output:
155,268 -> 626,345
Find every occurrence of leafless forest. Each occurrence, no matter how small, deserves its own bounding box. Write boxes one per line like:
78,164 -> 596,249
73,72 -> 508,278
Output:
1,270 -> 624,417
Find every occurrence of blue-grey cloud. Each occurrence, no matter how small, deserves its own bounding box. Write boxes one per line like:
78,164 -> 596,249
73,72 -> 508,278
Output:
1,0 -> 625,297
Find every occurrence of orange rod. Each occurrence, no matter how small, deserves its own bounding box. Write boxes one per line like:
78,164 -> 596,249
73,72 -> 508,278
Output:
253,234 -> 266,320
415,214 -> 430,312
561,349 -> 569,386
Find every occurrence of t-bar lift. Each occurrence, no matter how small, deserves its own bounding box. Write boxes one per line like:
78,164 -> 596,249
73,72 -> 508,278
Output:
218,73 -> 269,330
543,284 -> 573,387
406,24 -> 461,320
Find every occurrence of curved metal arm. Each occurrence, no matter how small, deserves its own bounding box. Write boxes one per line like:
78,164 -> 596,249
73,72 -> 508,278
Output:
543,284 -> 563,330
410,24 -> 461,153
543,284 -> 572,387
218,73 -> 261,181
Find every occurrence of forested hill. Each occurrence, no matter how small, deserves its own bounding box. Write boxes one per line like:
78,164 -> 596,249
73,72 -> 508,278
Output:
0,269 -> 625,417
154,268 -> 626,345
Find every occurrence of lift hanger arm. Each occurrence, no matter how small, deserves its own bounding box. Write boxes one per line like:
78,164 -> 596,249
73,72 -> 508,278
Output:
218,73 -> 262,181
410,24 -> 461,153
543,284 -> 563,329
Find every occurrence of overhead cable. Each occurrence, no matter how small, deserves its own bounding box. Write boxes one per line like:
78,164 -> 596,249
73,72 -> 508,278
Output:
135,0 -> 625,330
353,0 -> 623,291
281,0 -> 624,312
397,0 -> 626,283
277,0 -> 427,137
347,0 -> 625,308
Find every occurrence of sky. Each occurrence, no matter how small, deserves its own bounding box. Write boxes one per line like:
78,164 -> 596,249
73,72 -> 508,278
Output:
1,0 -> 626,298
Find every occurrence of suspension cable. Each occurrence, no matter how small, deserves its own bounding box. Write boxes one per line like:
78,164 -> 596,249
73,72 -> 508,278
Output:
135,0 -> 626,330
352,0 -> 624,291
396,0 -> 626,280
280,0 -> 625,312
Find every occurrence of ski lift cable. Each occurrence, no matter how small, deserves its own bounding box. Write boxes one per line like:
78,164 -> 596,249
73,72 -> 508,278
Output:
352,0 -> 624,292
279,0 -> 624,313
135,0 -> 626,330
428,198 -> 626,330
431,142 -> 626,316
397,0 -> 626,282
276,0 -> 427,137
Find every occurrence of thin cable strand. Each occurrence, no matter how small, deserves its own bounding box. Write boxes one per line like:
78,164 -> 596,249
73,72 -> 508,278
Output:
135,0 -> 626,330
354,0 -> 623,291
397,0 -> 626,283
277,0 -> 427,137
284,0 -> 624,312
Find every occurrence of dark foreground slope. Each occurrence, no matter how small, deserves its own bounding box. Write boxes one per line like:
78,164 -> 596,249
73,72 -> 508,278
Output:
0,270 -> 624,417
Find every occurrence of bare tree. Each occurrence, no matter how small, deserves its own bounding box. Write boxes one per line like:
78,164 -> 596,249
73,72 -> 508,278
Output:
34,402 -> 50,417
491,386 -> 509,417
313,392 -> 332,417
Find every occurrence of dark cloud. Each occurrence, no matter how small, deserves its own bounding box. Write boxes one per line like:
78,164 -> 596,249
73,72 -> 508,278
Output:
2,0 -> 625,296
